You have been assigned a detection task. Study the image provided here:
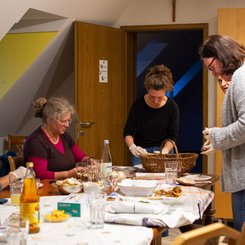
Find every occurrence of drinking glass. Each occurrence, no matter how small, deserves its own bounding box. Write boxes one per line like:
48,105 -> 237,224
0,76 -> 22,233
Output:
76,158 -> 101,182
87,159 -> 101,182
5,213 -> 29,245
89,192 -> 107,229
177,162 -> 182,177
9,174 -> 23,206
165,161 -> 178,185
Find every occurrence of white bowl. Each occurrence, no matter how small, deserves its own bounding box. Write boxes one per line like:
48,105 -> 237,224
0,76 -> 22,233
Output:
55,178 -> 83,195
117,179 -> 158,197
57,184 -> 83,195
83,182 -> 104,194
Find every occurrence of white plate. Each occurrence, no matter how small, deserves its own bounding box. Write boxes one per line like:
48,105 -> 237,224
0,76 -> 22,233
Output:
185,174 -> 212,181
44,212 -> 70,223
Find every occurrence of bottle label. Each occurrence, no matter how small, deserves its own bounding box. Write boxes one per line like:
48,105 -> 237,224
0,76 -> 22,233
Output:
101,162 -> 112,179
21,202 -> 40,232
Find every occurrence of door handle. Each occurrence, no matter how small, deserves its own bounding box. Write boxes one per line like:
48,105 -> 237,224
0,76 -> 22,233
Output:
80,121 -> 95,128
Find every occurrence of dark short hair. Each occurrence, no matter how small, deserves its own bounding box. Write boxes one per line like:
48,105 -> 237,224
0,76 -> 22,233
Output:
199,34 -> 245,75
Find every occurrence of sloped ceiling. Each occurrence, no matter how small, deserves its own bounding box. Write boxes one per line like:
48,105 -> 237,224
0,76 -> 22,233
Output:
0,0 -> 135,40
9,8 -> 67,33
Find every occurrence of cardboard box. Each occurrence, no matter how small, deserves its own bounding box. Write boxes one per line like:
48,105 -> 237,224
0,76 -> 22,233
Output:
57,193 -> 89,217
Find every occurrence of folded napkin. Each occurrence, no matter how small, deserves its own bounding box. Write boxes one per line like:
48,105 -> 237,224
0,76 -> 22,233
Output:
107,201 -> 167,214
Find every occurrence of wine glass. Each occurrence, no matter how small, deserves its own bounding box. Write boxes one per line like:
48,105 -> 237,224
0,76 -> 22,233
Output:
76,158 -> 101,182
76,159 -> 89,181
109,170 -> 126,192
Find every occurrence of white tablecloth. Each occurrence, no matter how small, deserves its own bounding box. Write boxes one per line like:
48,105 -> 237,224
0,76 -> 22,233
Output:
0,196 -> 153,245
0,184 -> 214,243
105,185 -> 214,228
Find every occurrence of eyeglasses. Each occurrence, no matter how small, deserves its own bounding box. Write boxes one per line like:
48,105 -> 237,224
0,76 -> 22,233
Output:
56,119 -> 72,126
208,57 -> 216,71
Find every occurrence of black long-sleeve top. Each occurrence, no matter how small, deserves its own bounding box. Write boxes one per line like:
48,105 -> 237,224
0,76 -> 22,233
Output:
123,96 -> 179,148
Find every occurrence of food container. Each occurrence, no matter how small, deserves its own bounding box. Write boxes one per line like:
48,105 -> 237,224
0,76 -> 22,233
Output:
55,178 -> 83,195
57,193 -> 89,217
112,166 -> 137,178
117,179 -> 158,197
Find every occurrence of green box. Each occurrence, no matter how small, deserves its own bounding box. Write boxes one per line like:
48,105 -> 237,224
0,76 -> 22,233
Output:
57,193 -> 88,217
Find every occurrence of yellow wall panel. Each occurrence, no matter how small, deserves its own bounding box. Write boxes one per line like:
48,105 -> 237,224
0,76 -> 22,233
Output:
0,32 -> 57,98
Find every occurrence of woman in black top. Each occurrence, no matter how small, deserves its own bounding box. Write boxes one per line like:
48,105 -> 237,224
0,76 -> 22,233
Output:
123,64 -> 179,166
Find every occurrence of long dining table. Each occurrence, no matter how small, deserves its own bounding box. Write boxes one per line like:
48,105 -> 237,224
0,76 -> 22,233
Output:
0,174 -> 219,245
0,179 -> 166,245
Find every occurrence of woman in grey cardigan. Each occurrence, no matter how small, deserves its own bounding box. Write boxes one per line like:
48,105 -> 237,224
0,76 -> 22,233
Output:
199,34 -> 245,231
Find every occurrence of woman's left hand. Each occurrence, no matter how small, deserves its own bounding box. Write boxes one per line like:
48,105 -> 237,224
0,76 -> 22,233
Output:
202,127 -> 212,141
201,140 -> 215,155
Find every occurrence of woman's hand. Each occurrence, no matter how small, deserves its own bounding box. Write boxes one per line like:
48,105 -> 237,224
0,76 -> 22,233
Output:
67,168 -> 79,178
129,144 -> 147,157
201,140 -> 214,155
202,127 -> 212,142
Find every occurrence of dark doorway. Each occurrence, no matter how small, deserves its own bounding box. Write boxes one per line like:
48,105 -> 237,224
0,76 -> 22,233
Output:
136,29 -> 203,172
121,24 -> 208,172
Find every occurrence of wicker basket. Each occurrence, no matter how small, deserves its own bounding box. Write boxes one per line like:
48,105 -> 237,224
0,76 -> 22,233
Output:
140,139 -> 198,176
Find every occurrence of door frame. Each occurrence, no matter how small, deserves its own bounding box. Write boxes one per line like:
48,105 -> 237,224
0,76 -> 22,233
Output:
121,23 -> 209,172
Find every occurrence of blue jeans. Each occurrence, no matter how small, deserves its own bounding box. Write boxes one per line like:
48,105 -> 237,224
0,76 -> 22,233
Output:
232,189 -> 245,231
131,146 -> 160,166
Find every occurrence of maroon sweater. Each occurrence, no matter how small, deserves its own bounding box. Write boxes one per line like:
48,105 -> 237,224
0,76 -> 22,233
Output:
24,127 -> 87,179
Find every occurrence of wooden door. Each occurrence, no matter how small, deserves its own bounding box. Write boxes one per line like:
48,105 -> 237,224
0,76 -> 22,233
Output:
215,8 -> 245,219
74,21 -> 127,165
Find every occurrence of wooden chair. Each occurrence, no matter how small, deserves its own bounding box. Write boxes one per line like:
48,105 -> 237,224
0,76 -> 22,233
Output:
238,223 -> 245,245
7,135 -> 27,156
171,222 -> 244,245
7,155 -> 25,172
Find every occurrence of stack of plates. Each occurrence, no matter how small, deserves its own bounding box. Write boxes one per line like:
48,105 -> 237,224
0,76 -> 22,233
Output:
177,174 -> 212,186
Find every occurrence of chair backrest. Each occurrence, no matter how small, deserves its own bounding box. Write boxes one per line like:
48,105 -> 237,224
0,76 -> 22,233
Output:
7,135 -> 27,156
8,156 -> 25,172
238,223 -> 245,245
171,222 -> 241,245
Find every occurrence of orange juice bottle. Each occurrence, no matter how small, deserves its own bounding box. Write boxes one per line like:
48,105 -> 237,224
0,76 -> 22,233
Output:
20,162 -> 40,233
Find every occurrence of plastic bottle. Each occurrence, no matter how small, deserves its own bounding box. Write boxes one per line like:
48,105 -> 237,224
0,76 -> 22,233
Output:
101,139 -> 112,184
20,162 -> 40,234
